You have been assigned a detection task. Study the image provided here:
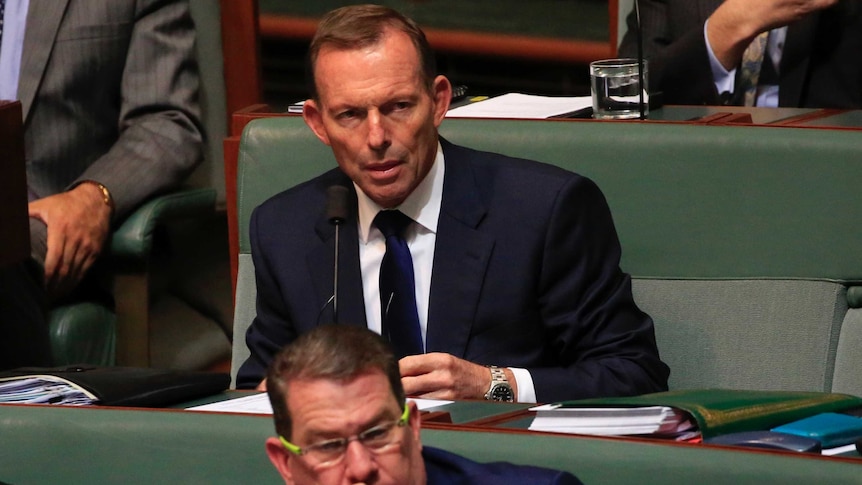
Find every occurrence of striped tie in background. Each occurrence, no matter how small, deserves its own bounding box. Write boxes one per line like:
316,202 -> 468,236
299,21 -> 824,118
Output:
738,31 -> 770,107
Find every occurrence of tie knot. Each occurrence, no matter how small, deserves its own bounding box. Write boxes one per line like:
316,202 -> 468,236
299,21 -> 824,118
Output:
374,210 -> 412,238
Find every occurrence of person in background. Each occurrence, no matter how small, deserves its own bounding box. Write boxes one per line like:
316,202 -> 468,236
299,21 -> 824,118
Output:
0,0 -> 203,368
264,324 -> 583,485
619,0 -> 862,107
238,4 -> 668,403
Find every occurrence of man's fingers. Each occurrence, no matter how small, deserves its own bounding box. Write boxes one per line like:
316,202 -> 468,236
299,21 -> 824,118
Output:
398,354 -> 436,376
400,353 -> 492,399
402,372 -> 446,398
42,226 -> 65,288
29,189 -> 111,298
65,250 -> 96,292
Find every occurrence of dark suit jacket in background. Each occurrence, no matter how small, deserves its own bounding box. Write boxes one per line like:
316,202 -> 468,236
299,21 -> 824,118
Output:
21,0 -> 203,224
618,0 -> 862,107
237,139 -> 669,402
423,446 -> 583,484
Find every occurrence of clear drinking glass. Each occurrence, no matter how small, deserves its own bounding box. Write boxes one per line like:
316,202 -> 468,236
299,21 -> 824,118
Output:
590,58 -> 649,119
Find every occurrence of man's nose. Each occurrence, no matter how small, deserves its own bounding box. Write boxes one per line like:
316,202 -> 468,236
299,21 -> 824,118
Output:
343,440 -> 378,483
366,111 -> 390,150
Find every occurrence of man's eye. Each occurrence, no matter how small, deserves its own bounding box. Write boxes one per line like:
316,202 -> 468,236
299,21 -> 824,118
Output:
314,439 -> 346,454
360,424 -> 391,444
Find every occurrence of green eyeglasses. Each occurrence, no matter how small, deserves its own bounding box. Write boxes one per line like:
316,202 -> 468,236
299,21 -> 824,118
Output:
280,405 -> 410,469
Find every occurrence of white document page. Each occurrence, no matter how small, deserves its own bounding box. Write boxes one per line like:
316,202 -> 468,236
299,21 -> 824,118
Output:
446,93 -> 592,119
186,393 -> 452,414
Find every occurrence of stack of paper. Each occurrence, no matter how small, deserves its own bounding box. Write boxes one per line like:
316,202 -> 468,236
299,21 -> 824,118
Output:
0,375 -> 97,405
528,404 -> 695,436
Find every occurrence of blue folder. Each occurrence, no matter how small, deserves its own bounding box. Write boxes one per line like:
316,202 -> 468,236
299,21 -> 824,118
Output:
771,412 -> 862,448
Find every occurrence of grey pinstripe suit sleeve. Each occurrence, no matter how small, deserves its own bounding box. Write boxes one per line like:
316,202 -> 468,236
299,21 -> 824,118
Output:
21,0 -> 203,220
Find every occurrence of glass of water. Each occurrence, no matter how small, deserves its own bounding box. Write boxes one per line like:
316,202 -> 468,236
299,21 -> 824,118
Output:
590,58 -> 649,120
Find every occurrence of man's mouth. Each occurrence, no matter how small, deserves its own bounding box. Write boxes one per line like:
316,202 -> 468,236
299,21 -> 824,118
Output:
366,160 -> 403,180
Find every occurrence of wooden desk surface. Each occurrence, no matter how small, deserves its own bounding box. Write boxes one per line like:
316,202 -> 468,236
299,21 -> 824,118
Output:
650,105 -> 820,125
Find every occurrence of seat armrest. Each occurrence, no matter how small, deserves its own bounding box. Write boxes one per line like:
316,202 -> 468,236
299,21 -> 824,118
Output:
111,188 -> 217,260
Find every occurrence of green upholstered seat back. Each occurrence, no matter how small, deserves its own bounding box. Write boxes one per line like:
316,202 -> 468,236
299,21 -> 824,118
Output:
231,116 -> 862,395
2,405 -> 860,484
441,120 -> 862,280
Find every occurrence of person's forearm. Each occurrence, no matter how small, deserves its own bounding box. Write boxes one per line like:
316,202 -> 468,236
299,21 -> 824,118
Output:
707,0 -> 840,70
706,0 -> 765,70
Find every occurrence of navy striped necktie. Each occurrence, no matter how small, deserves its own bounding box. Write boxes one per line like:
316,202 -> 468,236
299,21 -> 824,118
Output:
374,210 -> 423,358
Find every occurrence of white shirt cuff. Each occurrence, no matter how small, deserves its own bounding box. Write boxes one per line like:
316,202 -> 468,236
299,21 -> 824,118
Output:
704,19 -> 736,96
509,367 -> 537,403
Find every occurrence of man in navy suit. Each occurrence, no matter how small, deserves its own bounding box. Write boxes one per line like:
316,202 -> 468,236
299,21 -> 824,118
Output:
238,5 -> 669,402
265,325 -> 582,485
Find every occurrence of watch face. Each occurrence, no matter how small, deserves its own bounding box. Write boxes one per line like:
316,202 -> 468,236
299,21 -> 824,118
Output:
490,384 -> 514,402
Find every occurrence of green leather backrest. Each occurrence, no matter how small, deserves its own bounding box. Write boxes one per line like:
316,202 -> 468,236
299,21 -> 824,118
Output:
1,405 -> 859,484
445,120 -> 862,280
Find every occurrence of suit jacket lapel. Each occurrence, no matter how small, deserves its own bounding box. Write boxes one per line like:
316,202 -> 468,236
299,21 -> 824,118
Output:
307,182 -> 367,329
18,0 -> 69,123
780,14 -> 819,107
425,141 -> 494,357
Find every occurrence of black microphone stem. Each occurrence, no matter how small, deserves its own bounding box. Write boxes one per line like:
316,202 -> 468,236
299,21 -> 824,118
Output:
333,222 -> 340,323
635,0 -> 645,120
325,184 -> 350,324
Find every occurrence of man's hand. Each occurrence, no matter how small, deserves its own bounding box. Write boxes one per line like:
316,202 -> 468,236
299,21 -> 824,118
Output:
28,183 -> 112,297
707,0 -> 839,69
256,378 -> 267,392
399,352 -> 517,400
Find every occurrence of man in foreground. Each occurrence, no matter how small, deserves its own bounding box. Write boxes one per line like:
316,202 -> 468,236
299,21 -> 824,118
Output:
264,324 -> 582,484
238,4 -> 669,402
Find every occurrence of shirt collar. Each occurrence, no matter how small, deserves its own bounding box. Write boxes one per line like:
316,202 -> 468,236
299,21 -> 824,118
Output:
356,142 -> 445,243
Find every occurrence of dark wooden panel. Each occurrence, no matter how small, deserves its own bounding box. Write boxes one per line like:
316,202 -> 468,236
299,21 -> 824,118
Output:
258,0 -> 610,43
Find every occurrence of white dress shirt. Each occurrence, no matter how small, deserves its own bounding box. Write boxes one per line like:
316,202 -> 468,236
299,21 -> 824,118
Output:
0,0 -> 29,100
355,142 -> 537,402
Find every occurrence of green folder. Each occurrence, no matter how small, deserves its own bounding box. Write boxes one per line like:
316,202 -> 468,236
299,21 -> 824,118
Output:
557,389 -> 862,439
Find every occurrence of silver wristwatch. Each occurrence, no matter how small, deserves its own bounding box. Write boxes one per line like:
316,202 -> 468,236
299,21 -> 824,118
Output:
484,366 -> 515,402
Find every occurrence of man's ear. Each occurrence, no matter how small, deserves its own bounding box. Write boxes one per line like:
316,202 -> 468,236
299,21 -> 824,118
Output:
265,437 -> 296,484
302,99 -> 332,146
407,400 -> 422,446
431,75 -> 452,128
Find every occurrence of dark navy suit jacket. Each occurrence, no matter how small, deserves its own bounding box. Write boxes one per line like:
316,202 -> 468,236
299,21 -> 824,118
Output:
618,0 -> 862,108
237,140 -> 669,401
423,446 -> 582,484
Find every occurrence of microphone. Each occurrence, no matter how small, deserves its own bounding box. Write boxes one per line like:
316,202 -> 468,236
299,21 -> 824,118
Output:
634,0 -> 646,120
325,185 -> 350,323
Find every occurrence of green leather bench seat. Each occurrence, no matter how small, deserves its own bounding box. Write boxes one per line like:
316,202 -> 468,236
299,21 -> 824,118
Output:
231,117 -> 862,398
0,405 -> 859,484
